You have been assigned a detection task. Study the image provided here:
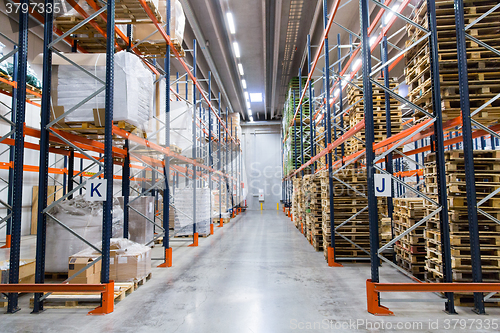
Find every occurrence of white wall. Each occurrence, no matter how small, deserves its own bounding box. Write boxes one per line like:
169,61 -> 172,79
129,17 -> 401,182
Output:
241,123 -> 281,210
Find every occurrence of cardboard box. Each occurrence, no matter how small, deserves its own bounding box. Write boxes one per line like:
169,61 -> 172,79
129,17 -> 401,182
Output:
68,257 -> 102,284
0,259 -> 36,284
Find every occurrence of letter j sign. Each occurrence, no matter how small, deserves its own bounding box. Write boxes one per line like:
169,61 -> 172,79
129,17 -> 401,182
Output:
86,179 -> 107,201
374,174 -> 392,197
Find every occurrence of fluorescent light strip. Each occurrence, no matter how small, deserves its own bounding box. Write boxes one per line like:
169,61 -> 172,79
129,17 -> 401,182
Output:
242,79 -> 247,89
233,42 -> 240,58
238,64 -> 244,75
226,13 -> 236,34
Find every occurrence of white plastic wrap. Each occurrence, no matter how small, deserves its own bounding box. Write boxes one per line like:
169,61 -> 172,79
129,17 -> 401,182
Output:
133,0 -> 185,44
117,196 -> 154,245
71,238 -> 151,282
45,196 -> 123,272
174,188 -> 210,236
56,51 -> 153,130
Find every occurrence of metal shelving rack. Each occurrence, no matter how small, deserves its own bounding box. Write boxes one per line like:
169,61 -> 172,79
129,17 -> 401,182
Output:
282,0 -> 500,315
0,0 -> 244,315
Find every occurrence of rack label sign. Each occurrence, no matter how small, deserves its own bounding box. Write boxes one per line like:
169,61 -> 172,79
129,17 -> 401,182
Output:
86,179 -> 107,201
374,174 -> 392,197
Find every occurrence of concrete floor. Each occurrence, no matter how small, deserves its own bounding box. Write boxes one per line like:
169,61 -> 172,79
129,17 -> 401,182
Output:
1,210 -> 499,332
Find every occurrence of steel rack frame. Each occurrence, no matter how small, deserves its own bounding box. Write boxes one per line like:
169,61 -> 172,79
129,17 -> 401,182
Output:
281,0 -> 500,315
1,0 -> 244,315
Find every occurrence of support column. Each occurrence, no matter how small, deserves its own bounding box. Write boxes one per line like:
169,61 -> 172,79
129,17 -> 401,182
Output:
454,0 -> 484,314
427,0 -> 455,314
7,0 -> 29,313
122,140 -> 130,238
33,0 -> 53,313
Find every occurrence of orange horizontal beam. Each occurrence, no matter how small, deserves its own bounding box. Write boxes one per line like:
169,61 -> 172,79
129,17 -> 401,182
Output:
373,282 -> 500,293
0,283 -> 106,293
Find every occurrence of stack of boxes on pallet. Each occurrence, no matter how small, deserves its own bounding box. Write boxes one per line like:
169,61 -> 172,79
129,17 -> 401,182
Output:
346,79 -> 402,155
303,175 -> 323,251
405,0 -> 500,124
424,151 -> 500,306
393,198 -> 427,280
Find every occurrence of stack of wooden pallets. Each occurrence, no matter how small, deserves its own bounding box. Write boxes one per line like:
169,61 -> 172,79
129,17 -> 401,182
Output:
393,198 -> 427,280
346,79 -> 402,155
405,0 -> 500,125
320,168 -> 371,261
303,174 -> 323,251
424,150 -> 500,306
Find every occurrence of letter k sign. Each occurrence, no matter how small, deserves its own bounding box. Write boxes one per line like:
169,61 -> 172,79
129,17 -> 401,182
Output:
86,179 -> 107,201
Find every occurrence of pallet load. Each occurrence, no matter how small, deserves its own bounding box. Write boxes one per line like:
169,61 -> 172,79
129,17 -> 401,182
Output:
283,77 -> 312,174
291,177 -> 304,230
320,168 -> 394,261
174,188 -> 211,236
320,168 -> 371,261
346,79 -> 402,155
424,151 -> 500,306
393,198 -> 427,280
315,127 -> 326,169
405,0 -> 500,125
303,174 -> 323,251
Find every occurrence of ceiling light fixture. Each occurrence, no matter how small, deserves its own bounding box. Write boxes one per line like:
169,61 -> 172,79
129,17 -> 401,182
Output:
226,13 -> 236,34
244,91 -> 249,100
238,64 -> 244,75
246,101 -> 251,109
241,79 -> 247,89
233,42 -> 241,58
250,93 -> 263,103
369,36 -> 377,46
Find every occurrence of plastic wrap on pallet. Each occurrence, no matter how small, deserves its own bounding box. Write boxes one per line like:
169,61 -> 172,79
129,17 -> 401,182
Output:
70,238 -> 151,282
45,196 -> 124,273
133,0 -> 185,44
174,188 -> 210,236
55,51 -> 153,130
117,196 -> 154,245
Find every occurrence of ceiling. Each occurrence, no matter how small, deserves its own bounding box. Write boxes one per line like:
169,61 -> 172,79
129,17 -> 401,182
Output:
180,0 -> 413,122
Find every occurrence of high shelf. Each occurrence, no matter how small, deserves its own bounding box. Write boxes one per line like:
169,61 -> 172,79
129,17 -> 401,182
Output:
282,0 -> 500,315
0,0 -> 244,314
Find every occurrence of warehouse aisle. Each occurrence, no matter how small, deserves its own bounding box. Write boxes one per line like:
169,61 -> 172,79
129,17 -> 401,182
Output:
2,210 -> 500,332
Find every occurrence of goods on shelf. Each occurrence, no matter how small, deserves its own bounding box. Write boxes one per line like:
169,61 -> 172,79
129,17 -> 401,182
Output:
405,0 -> 500,125
346,79 -> 402,155
0,259 -> 35,284
49,51 -> 153,131
393,198 -> 426,280
174,187 -> 211,236
228,112 -> 242,140
319,168 -> 391,261
133,0 -> 186,46
283,77 -> 312,175
303,174 -> 323,251
291,177 -> 304,230
70,238 -> 151,282
321,169 -> 371,260
45,196 -> 124,273
212,189 -> 227,217
424,151 -> 500,306
117,196 -> 155,245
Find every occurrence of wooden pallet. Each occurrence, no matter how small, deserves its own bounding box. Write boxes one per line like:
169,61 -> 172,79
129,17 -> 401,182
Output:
29,273 -> 152,309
